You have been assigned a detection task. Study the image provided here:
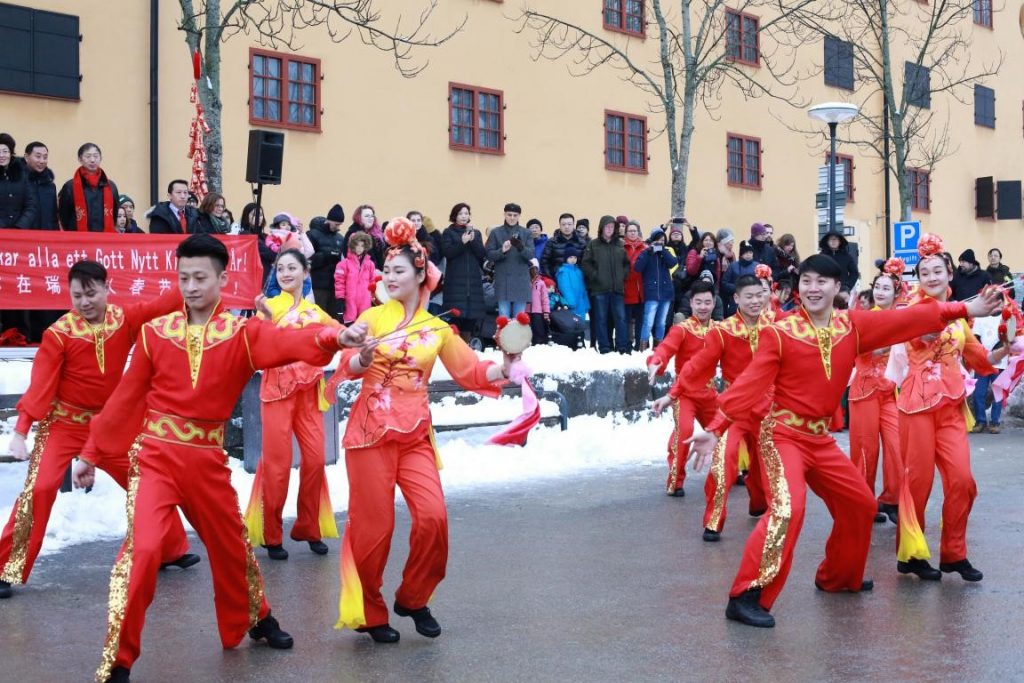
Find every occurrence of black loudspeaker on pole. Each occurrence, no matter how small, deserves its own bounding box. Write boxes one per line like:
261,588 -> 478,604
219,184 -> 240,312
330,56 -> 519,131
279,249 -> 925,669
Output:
246,130 -> 285,233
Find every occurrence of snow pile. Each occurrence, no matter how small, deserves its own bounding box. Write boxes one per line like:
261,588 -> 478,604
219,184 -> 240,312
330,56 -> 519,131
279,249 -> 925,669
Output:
433,345 -> 649,382
0,359 -> 33,395
0,411 -> 675,557
431,393 -> 561,426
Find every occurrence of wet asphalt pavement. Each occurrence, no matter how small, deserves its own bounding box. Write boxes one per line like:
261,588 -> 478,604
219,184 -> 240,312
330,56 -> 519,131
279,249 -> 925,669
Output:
2,429 -> 1023,683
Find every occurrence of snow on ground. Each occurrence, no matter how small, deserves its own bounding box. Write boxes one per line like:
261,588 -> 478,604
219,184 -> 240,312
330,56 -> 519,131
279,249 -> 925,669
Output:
0,411 -> 677,558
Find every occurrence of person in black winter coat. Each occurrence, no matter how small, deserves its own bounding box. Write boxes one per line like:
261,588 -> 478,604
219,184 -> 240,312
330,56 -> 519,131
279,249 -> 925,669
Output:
148,179 -> 200,234
985,248 -> 1015,299
950,249 -> 992,301
440,202 -> 487,342
0,133 -> 37,229
818,230 -> 860,298
540,212 -> 588,276
57,143 -> 119,231
308,204 -> 346,316
23,141 -> 57,230
749,222 -> 780,275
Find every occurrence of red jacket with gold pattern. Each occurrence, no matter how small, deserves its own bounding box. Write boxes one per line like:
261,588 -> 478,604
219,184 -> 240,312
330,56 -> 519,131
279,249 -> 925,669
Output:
647,317 -> 714,398
15,288 -> 183,434
670,312 -> 772,402
707,301 -> 968,437
81,303 -> 340,463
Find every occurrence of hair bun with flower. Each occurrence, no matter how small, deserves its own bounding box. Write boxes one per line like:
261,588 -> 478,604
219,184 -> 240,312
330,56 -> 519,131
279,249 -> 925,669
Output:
384,217 -> 417,247
754,264 -> 772,281
917,233 -> 945,259
883,257 -> 906,277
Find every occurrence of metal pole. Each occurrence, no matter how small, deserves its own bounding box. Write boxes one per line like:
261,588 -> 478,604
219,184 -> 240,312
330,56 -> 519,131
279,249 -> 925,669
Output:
149,0 -> 160,207
828,121 -> 838,234
883,95 -> 892,256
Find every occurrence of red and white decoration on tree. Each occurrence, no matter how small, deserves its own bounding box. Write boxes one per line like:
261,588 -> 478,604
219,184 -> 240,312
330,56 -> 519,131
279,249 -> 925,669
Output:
188,49 -> 210,200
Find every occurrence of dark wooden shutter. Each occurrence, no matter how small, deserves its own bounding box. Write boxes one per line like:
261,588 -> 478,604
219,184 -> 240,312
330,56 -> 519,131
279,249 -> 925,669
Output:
996,181 -> 1022,220
975,176 -> 995,218
0,3 -> 79,99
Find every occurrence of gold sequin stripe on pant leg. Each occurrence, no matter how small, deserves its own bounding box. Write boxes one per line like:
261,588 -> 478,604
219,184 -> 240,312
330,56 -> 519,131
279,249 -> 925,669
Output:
95,438 -> 143,683
227,450 -> 266,627
666,399 -> 680,494
750,416 -> 792,590
0,416 -> 54,584
707,430 -> 730,531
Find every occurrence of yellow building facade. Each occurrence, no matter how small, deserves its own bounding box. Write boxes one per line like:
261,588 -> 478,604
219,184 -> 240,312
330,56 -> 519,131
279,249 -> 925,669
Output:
2,0 -> 1023,276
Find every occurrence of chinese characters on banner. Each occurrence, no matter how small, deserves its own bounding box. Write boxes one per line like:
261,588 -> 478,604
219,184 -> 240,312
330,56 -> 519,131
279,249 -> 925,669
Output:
0,230 -> 262,309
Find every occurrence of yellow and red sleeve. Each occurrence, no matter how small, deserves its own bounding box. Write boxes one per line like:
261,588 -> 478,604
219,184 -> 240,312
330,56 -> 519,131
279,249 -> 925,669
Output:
707,327 -> 783,436
670,329 -> 724,401
851,300 -> 968,354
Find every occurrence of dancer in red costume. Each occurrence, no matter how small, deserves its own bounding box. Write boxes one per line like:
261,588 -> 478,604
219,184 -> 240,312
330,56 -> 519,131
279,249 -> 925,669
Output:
244,249 -> 340,561
652,275 -> 769,541
688,255 -> 1001,628
73,235 -> 367,683
0,261 -> 195,601
646,280 -> 717,497
891,236 -> 1013,583
333,218 -> 514,644
848,260 -> 905,526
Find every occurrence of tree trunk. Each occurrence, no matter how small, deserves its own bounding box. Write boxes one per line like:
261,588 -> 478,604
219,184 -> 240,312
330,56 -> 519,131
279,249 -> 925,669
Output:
878,0 -> 912,222
201,0 -> 223,193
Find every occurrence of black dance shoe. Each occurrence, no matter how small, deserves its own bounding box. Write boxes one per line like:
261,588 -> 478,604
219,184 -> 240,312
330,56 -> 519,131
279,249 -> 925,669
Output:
748,507 -> 767,518
249,612 -> 294,649
105,666 -> 131,682
394,602 -> 442,638
262,544 -> 289,561
725,589 -> 775,628
308,541 -> 329,556
735,472 -> 747,487
873,512 -> 888,523
939,559 -> 983,582
159,553 -> 201,571
878,503 -> 899,525
0,580 -> 11,599
702,528 -> 721,543
897,559 -> 941,581
356,624 -> 401,643
668,488 -> 685,498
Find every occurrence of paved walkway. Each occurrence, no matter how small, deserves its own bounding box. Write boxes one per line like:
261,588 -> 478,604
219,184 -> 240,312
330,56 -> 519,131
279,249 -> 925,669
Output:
2,430 -> 1023,682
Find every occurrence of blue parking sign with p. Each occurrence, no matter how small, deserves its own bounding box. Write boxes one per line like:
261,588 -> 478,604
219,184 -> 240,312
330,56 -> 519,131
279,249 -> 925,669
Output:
892,221 -> 921,266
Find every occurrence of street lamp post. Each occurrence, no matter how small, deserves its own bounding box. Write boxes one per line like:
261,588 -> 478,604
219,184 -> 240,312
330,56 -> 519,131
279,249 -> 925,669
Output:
808,102 -> 859,235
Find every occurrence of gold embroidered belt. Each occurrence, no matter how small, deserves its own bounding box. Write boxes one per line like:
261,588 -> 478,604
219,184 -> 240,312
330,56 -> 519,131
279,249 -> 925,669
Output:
51,400 -> 97,426
770,406 -> 829,436
143,410 -> 225,448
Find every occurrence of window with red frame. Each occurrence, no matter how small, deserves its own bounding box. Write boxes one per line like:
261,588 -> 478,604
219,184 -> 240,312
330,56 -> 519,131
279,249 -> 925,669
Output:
603,0 -> 645,36
825,153 -> 855,201
906,168 -> 931,212
605,111 -> 647,172
973,0 -> 993,27
250,49 -> 320,131
449,83 -> 504,154
727,134 -> 761,189
725,9 -> 759,66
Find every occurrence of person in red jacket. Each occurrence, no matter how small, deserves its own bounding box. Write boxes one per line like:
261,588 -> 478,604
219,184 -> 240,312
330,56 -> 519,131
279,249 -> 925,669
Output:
892,235 -> 1013,583
688,254 -> 1001,629
623,223 -> 647,350
0,261 -> 196,601
73,235 -> 368,683
653,275 -> 770,541
646,280 -> 717,497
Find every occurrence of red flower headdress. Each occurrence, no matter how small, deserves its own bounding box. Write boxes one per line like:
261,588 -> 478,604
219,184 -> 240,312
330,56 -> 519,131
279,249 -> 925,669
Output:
916,233 -> 945,259
754,264 -> 772,281
383,216 -> 441,310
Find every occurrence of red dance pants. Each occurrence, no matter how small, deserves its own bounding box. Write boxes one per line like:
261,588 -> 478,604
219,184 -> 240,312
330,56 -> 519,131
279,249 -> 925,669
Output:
0,421 -> 189,585
665,397 -> 717,494
99,439 -> 269,677
848,392 -> 901,506
897,402 -> 976,564
703,420 -> 768,533
340,434 -> 447,628
257,385 -> 328,545
730,423 -> 876,609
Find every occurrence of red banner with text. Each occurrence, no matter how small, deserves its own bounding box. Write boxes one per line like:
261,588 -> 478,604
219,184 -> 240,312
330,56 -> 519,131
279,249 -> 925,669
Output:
0,230 -> 262,309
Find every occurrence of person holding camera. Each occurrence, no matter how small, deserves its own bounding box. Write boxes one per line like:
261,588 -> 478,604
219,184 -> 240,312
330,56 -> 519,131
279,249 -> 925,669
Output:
485,202 -> 534,318
634,227 -> 678,349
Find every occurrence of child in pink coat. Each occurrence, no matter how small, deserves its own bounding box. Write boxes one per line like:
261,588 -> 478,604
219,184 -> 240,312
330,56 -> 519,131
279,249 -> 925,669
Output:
526,265 -> 551,344
334,231 -> 377,323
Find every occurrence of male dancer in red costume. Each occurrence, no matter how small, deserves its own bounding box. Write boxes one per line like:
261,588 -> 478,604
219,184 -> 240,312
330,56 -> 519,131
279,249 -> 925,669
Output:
688,255 -> 1000,628
1,261 -> 196,600
646,280 -> 717,497
653,275 -> 769,541
74,235 -> 367,682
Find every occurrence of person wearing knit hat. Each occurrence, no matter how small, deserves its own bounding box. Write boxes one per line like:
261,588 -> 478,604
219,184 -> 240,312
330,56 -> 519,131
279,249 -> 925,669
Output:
581,215 -> 630,353
615,215 -> 630,239
308,204 -> 346,316
721,241 -> 759,315
748,222 -> 779,273
527,218 -> 548,262
555,243 -> 589,319
717,228 -> 734,246
575,218 -> 590,242
717,228 -> 737,271
950,248 -> 991,301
